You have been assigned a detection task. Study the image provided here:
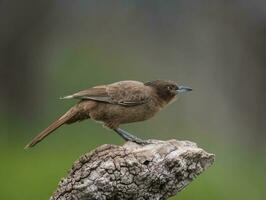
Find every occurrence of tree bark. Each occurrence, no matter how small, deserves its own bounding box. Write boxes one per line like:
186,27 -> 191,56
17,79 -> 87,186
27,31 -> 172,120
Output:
50,139 -> 215,200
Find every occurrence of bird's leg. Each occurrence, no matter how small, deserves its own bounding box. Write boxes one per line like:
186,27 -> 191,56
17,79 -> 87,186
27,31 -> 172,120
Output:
113,128 -> 148,145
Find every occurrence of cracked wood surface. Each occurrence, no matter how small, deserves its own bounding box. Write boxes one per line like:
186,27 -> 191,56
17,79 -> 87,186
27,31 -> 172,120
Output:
50,139 -> 215,200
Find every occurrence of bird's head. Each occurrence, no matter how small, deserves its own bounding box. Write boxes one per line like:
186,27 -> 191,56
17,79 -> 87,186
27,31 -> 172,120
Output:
145,80 -> 192,103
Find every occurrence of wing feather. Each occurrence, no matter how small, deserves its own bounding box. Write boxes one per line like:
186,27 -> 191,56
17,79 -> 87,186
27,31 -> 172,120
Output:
61,81 -> 151,106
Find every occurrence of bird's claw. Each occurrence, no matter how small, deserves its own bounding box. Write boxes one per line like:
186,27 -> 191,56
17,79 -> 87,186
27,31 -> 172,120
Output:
130,138 -> 150,145
114,128 -> 149,145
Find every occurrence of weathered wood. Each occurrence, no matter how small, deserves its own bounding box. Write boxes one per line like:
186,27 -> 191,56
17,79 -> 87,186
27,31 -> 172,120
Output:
50,139 -> 215,200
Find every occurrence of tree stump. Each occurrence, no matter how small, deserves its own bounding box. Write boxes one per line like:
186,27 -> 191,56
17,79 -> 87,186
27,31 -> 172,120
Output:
50,139 -> 215,200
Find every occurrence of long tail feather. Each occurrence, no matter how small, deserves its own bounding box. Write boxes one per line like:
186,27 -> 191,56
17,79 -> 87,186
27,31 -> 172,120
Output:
25,109 -> 76,149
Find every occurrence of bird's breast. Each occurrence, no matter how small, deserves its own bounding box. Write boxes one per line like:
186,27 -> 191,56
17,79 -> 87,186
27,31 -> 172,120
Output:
89,100 -> 161,124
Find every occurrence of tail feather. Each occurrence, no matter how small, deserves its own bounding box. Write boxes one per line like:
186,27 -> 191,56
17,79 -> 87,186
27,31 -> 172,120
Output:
25,110 -> 76,149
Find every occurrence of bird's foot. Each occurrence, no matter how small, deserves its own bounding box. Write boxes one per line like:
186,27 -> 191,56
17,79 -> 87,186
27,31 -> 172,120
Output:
130,137 -> 150,145
114,128 -> 149,145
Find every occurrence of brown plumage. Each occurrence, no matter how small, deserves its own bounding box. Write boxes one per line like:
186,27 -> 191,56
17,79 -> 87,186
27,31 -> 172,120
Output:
25,80 -> 192,148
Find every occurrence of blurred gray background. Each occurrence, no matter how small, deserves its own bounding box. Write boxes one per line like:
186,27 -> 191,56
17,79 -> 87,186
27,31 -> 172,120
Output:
0,1 -> 265,200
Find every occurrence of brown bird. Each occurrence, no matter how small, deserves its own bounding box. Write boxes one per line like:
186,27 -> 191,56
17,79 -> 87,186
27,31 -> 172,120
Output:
25,80 -> 192,148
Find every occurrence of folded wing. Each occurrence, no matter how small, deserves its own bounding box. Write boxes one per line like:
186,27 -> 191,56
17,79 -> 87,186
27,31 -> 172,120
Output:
61,81 -> 151,106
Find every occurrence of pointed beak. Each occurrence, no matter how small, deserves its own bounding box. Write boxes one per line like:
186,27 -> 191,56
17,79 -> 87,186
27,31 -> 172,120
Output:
176,85 -> 192,93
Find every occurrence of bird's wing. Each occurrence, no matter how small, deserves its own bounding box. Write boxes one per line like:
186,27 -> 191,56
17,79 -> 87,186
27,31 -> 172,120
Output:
61,81 -> 151,106
107,81 -> 151,106
61,85 -> 112,103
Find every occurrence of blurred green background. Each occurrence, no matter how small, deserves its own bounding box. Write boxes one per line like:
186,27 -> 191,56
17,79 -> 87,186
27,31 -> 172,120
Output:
1,1 -> 266,199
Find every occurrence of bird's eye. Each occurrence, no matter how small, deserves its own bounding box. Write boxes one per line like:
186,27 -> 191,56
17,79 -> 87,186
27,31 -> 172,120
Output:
167,85 -> 174,90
